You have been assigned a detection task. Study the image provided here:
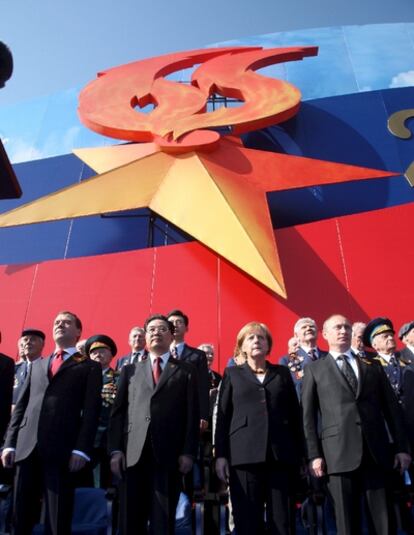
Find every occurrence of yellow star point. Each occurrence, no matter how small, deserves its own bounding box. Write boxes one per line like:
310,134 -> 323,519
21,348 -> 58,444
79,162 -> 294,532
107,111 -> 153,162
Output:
0,138 -> 398,298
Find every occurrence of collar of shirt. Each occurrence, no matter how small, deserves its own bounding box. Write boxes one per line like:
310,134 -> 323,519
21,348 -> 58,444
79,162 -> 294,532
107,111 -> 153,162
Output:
149,352 -> 170,369
407,345 -> 414,353
330,350 -> 359,378
377,352 -> 395,364
172,342 -> 185,357
54,346 -> 78,361
301,345 -> 317,355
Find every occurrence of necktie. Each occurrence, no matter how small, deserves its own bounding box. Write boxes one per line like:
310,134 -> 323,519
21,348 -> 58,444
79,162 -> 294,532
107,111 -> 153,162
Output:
171,346 -> 178,359
50,350 -> 64,378
337,355 -> 358,395
308,348 -> 317,361
152,357 -> 162,385
131,352 -> 139,364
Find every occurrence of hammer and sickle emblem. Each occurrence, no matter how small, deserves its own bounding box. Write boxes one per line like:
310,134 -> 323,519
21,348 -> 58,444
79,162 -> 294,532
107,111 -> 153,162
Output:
388,109 -> 414,186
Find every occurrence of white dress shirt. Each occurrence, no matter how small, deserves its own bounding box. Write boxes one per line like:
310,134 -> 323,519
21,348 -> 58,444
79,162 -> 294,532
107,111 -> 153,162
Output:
330,350 -> 360,379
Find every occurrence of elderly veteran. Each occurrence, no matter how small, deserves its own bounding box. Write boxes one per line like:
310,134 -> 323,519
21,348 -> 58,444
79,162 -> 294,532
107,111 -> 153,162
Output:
13,329 -> 45,406
398,321 -> 414,363
215,322 -> 304,535
364,318 -> 414,531
85,334 -> 119,488
363,317 -> 413,400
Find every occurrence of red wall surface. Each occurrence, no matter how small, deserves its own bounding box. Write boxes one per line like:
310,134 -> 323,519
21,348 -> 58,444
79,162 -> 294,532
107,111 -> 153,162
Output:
0,201 -> 412,372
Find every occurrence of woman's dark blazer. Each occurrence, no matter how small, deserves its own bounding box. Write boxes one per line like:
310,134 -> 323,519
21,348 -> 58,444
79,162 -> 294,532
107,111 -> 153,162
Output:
215,362 -> 304,467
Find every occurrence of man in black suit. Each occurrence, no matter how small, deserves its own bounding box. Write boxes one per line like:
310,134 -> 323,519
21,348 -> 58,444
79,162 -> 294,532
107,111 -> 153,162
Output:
115,326 -> 146,370
398,321 -> 414,363
351,322 -> 375,359
302,314 -> 411,535
167,309 -> 209,429
1,311 -> 102,535
109,314 -> 199,534
0,345 -> 14,443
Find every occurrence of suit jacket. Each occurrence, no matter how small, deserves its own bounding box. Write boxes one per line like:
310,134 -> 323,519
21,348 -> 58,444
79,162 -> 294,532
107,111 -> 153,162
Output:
4,352 -> 102,464
115,350 -> 148,370
302,353 -> 409,475
0,353 -> 14,443
400,347 -> 414,363
13,360 -> 29,404
179,344 -> 210,421
108,356 -> 199,470
215,363 -> 304,467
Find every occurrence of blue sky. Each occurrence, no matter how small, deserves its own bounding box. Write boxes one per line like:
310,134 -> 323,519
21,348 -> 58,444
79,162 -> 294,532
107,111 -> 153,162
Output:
2,0 -> 414,105
1,1 -> 414,163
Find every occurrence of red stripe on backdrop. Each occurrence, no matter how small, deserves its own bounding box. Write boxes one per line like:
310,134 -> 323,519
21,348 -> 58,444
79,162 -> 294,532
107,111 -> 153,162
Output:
0,202 -> 412,372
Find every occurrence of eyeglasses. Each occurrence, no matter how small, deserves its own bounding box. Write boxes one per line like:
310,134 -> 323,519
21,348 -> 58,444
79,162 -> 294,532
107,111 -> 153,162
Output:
146,326 -> 169,334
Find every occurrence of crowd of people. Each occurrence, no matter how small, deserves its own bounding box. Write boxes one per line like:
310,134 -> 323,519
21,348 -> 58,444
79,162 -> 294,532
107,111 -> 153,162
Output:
0,309 -> 414,535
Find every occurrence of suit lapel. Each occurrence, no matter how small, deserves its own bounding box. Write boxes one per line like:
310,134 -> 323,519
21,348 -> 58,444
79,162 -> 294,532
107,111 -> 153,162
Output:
136,358 -> 154,390
263,364 -> 278,386
327,353 -> 354,393
239,363 -> 262,385
154,357 -> 179,393
180,344 -> 189,360
42,356 -> 52,379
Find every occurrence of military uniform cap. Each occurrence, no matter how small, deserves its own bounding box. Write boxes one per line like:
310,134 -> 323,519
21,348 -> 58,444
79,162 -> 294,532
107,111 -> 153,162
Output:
21,328 -> 45,340
85,334 -> 117,357
398,321 -> 414,341
363,317 -> 395,348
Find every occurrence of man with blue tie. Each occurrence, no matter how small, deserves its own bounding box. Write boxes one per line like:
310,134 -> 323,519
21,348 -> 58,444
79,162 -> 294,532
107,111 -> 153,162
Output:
1,311 -> 102,535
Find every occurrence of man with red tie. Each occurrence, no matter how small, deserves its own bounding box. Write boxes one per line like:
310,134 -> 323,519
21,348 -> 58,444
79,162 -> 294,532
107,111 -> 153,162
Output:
109,314 -> 199,534
1,311 -> 102,535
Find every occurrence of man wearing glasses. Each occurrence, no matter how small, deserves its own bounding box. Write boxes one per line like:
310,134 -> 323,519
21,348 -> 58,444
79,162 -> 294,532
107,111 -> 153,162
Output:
109,314 -> 199,535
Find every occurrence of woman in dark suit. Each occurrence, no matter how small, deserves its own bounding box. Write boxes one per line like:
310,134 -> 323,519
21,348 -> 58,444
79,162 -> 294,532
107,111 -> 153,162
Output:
215,322 -> 304,535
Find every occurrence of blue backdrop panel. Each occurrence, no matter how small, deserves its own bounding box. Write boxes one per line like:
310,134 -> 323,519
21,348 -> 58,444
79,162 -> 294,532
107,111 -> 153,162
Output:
1,88 -> 413,265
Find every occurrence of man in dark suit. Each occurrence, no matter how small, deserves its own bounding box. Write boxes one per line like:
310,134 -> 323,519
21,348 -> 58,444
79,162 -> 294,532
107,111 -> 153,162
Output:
302,314 -> 411,535
351,322 -> 375,359
0,346 -> 14,443
115,326 -> 146,370
1,311 -> 102,535
13,329 -> 45,406
279,317 -> 327,397
109,314 -> 199,534
398,321 -> 414,363
167,309 -> 209,429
